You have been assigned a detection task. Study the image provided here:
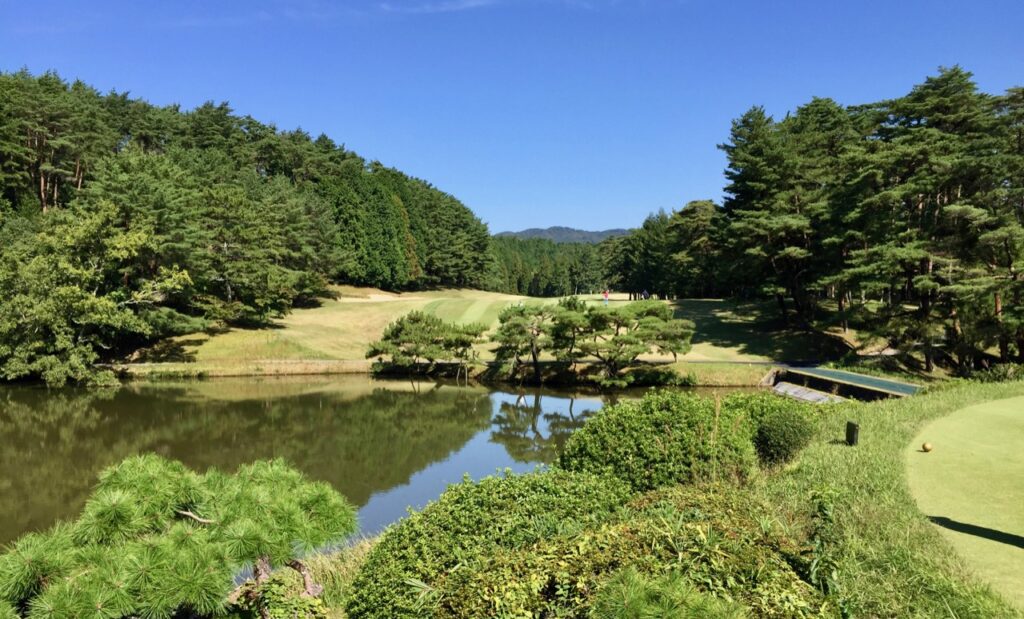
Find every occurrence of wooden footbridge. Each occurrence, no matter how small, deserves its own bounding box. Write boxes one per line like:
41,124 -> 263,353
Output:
763,366 -> 922,403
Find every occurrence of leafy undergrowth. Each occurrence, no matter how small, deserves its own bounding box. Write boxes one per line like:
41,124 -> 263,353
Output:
756,382 -> 1024,617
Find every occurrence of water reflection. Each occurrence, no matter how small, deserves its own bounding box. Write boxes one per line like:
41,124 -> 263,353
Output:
0,376 -> 631,545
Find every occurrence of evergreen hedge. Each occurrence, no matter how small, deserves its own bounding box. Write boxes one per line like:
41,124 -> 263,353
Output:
345,470 -> 631,618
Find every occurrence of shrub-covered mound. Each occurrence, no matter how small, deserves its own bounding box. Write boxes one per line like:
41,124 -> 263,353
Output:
0,455 -> 356,619
434,484 -> 830,618
727,393 -> 816,465
345,470 -> 632,618
591,568 -> 749,619
558,390 -> 757,491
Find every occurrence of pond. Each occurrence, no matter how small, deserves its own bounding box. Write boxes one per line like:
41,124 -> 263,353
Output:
0,375 -> 746,546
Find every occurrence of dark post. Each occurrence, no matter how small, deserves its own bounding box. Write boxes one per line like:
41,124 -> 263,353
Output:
845,421 -> 859,446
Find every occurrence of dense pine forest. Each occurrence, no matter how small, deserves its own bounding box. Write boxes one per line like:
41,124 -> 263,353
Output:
0,70 -> 492,384
490,237 -> 604,297
2,67 -> 1022,383
606,67 -> 1024,372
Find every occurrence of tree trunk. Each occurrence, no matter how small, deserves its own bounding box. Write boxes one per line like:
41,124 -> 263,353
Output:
252,556 -> 273,619
775,293 -> 789,327
286,560 -> 324,598
837,291 -> 848,333
995,292 -> 1009,362
39,172 -> 47,213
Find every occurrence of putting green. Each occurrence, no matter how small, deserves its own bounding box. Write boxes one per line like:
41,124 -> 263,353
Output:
906,395 -> 1024,608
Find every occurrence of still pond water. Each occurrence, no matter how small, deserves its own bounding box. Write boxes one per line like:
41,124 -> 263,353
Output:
0,375 -> 744,546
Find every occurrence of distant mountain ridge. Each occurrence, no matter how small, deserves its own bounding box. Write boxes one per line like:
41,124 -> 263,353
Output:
495,226 -> 629,243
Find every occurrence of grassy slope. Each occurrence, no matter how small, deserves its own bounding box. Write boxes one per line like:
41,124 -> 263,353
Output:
674,299 -> 841,363
124,290 -> 848,384
760,382 -> 1024,617
310,383 -> 1024,617
906,396 -> 1024,608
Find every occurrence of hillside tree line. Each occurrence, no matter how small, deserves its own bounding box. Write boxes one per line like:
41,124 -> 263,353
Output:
0,70 -> 492,384
604,67 -> 1024,372
490,237 -> 604,297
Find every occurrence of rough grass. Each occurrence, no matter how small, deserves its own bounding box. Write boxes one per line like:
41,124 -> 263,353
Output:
670,361 -> 771,387
758,381 -> 1024,617
307,539 -> 377,618
906,395 -> 1024,608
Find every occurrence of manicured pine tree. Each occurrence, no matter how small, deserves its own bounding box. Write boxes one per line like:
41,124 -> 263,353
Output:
0,455 -> 356,619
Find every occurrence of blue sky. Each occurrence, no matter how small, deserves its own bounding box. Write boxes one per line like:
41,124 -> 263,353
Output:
1,0 -> 1021,231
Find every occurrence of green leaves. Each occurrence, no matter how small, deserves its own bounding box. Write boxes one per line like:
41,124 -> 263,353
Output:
0,69 -> 498,384
559,391 -> 757,492
367,311 -> 485,372
346,470 -> 630,618
492,298 -> 693,384
0,456 -> 357,619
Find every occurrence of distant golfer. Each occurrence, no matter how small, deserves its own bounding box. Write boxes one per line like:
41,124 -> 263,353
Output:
603,289 -> 609,305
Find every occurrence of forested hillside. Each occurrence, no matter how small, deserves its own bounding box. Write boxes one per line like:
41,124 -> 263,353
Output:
606,67 -> 1024,373
495,226 -> 627,243
0,70 -> 492,384
490,237 -> 603,296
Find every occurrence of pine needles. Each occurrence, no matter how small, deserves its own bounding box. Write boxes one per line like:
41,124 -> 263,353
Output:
0,454 -> 357,618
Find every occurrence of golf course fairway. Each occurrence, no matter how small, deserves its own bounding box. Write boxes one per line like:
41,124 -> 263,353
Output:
907,395 -> 1024,608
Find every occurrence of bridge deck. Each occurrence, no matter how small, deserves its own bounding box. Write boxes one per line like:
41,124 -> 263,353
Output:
785,367 -> 921,398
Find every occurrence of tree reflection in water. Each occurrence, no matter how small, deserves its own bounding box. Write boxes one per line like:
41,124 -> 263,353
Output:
490,391 -> 611,464
0,377 -> 633,546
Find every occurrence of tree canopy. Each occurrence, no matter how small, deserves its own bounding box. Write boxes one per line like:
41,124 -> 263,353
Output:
605,67 -> 1024,374
0,454 -> 356,618
0,70 -> 493,384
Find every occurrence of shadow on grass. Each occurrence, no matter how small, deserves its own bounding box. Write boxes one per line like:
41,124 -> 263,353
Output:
672,299 -> 851,364
928,516 -> 1024,550
131,337 -> 201,363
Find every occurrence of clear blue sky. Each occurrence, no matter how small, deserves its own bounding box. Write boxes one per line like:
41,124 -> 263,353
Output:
2,0 -> 1021,232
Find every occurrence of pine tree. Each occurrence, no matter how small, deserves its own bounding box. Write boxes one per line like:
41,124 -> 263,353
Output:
0,455 -> 356,619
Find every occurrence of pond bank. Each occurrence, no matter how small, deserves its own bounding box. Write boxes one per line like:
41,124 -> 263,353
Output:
112,359 -> 773,387
0,375 -> 753,546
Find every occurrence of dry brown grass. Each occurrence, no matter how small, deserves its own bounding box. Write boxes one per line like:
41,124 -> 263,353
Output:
307,538 -> 379,617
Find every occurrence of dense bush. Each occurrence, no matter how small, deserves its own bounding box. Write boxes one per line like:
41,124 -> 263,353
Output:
970,362 -> 1024,383
591,568 -> 749,619
558,390 -> 756,491
0,455 -> 356,619
436,484 -> 829,618
727,393 -> 816,465
345,470 -> 631,618
235,569 -> 327,619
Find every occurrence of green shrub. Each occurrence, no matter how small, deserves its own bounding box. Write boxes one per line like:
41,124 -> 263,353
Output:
970,362 -> 1024,383
236,569 -> 327,619
558,390 -> 757,491
727,393 -> 816,465
591,568 -> 749,619
0,455 -> 356,619
345,470 -> 631,618
625,366 -> 698,387
437,484 -> 829,618
0,601 -> 15,619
